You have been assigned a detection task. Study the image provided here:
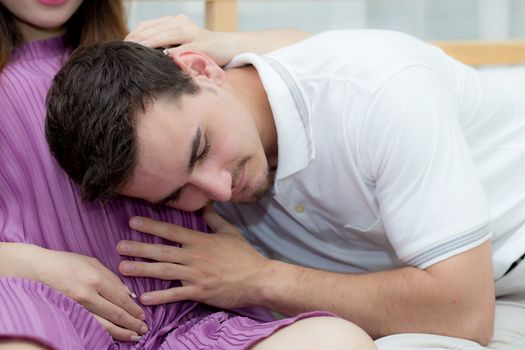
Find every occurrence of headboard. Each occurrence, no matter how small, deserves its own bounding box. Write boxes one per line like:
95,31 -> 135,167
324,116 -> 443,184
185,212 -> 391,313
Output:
205,0 -> 237,32
433,40 -> 525,66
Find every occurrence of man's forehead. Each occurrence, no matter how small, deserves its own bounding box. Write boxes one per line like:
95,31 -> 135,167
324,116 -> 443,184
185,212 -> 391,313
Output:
135,94 -> 197,134
135,98 -> 185,145
129,98 -> 199,193
121,150 -> 178,202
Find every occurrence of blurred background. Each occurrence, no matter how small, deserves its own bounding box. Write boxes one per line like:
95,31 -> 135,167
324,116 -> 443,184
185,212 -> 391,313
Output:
125,0 -> 525,41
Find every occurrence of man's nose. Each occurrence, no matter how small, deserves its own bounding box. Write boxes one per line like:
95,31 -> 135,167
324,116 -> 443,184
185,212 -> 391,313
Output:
191,167 -> 232,202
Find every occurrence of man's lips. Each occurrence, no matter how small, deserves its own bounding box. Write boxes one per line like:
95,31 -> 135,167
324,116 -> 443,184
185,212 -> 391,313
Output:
231,167 -> 246,197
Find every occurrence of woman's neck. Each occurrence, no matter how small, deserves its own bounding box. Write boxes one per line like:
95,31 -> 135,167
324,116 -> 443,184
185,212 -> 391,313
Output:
16,18 -> 66,43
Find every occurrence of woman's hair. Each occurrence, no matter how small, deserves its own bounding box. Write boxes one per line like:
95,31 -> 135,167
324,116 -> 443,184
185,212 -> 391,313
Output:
0,0 -> 128,70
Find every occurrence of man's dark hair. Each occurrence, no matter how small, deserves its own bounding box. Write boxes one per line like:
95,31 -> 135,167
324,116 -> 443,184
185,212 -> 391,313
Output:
46,41 -> 199,201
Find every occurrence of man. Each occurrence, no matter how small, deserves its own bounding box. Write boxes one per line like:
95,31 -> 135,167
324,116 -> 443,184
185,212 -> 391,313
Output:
46,30 -> 525,349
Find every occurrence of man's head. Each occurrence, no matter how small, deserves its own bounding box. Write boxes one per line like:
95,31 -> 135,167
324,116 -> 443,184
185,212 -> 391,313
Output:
46,41 -> 272,211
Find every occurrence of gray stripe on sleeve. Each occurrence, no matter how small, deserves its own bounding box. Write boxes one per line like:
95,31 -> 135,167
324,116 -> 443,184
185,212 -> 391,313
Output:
407,223 -> 492,267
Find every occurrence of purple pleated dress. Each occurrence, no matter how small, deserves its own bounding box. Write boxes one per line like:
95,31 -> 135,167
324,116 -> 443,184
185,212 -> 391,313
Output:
0,37 -> 326,350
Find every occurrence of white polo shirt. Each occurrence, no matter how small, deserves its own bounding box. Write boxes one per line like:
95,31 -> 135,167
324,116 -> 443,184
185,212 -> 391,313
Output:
216,30 -> 525,280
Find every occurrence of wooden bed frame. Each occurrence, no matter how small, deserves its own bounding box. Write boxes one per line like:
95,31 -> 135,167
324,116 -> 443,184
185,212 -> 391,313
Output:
204,0 -> 525,66
434,40 -> 525,65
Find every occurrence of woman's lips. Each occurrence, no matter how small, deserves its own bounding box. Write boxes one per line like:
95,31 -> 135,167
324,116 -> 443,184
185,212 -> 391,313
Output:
36,0 -> 68,6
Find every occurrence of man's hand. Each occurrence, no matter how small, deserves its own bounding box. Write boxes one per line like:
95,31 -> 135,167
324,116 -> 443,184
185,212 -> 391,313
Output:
36,249 -> 148,342
117,207 -> 269,308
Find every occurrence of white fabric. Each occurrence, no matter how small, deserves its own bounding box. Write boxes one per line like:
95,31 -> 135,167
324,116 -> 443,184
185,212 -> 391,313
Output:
216,29 -> 525,348
469,65 -> 525,279
214,26 -> 525,350
218,30 -> 524,275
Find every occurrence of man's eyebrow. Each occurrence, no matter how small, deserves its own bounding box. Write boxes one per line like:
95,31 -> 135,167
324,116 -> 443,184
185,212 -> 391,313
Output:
188,127 -> 202,170
154,127 -> 201,206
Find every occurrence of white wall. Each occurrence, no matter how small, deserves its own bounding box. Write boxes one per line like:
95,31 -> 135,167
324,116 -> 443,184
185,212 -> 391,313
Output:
126,0 -> 525,41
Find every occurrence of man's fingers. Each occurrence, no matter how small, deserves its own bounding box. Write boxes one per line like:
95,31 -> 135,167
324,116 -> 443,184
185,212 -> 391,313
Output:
92,314 -> 142,342
129,216 -> 196,244
87,294 -> 148,337
140,286 -> 198,305
119,261 -> 191,281
117,241 -> 187,264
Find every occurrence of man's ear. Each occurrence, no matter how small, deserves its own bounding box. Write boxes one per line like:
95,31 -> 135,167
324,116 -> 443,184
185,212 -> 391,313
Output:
170,50 -> 226,85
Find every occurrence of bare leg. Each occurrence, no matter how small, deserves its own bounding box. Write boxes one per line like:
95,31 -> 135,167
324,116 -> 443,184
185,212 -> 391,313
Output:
251,316 -> 377,350
0,340 -> 49,350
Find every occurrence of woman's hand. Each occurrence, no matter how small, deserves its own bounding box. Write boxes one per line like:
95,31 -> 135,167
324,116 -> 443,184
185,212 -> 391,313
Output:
34,248 -> 148,342
126,15 -> 237,66
126,15 -> 310,66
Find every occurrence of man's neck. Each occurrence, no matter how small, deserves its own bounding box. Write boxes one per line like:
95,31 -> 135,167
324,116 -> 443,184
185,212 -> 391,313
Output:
224,65 -> 278,167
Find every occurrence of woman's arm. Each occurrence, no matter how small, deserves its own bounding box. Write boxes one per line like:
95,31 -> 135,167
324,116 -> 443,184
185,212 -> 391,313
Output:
0,242 -> 41,280
125,15 -> 311,66
0,242 -> 146,342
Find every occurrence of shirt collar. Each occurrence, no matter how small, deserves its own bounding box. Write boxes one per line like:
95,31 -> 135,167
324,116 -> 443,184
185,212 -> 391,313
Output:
227,53 -> 315,185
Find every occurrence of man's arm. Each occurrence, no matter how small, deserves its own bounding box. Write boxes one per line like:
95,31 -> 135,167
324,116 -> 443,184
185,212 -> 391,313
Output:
257,241 -> 494,344
117,212 -> 495,344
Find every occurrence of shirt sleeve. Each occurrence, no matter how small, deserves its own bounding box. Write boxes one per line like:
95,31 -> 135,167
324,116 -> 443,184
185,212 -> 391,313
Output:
361,65 -> 492,269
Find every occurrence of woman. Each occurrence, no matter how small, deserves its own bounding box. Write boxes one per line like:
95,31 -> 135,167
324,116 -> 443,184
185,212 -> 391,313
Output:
0,1 -> 375,349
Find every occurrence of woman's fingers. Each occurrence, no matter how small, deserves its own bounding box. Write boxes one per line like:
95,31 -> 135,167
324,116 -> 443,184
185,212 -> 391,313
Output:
87,293 -> 148,338
88,258 -> 145,320
125,16 -> 173,41
126,15 -> 199,48
92,314 -> 142,342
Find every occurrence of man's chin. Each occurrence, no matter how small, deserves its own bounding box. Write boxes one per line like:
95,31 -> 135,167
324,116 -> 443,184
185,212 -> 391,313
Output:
229,197 -> 258,205
229,172 -> 271,204
229,191 -> 265,204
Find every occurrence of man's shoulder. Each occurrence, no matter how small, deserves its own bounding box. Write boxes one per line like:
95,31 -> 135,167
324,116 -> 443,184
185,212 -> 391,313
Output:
269,29 -> 432,63
265,29 -> 449,92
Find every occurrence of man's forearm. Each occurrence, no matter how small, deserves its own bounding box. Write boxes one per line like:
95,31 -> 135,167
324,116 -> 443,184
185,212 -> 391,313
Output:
115,216 -> 495,344
253,243 -> 494,344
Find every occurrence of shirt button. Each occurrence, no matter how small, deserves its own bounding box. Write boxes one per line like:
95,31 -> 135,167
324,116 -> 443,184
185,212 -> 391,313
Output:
294,204 -> 305,213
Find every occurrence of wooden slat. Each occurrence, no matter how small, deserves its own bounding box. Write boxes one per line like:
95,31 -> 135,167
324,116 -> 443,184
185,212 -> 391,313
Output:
205,0 -> 237,31
201,0 -> 523,65
434,40 -> 525,65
